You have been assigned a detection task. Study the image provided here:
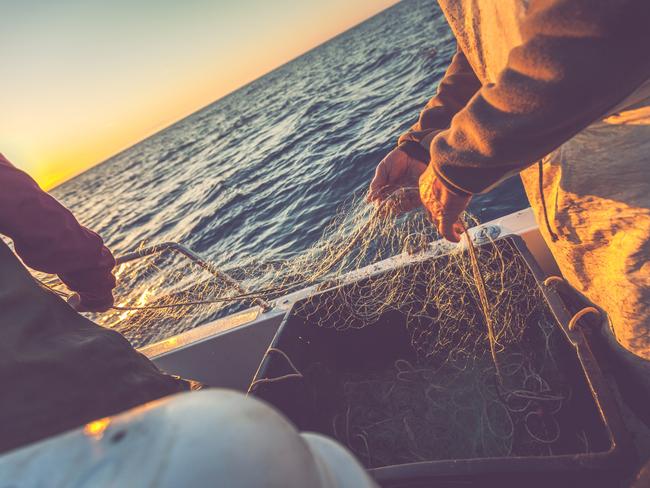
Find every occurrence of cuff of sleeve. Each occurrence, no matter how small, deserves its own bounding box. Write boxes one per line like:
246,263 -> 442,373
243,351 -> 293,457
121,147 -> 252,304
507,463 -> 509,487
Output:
434,160 -> 521,195
431,164 -> 473,197
398,141 -> 430,164
399,138 -> 473,197
429,131 -> 496,195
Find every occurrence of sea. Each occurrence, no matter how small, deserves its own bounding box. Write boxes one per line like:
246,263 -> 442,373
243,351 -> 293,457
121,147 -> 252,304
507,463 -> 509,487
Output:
51,0 -> 528,344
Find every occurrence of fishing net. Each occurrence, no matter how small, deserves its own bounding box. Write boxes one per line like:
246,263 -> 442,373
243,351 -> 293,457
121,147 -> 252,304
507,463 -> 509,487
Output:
39,191 -> 451,347
35,189 -> 604,464
248,229 -> 603,466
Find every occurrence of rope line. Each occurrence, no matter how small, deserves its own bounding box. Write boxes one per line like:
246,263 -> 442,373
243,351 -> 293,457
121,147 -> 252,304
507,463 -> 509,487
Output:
247,347 -> 304,393
463,223 -> 504,385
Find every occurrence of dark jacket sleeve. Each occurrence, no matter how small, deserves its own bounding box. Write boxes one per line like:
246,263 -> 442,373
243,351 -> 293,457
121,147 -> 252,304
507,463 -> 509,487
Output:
398,47 -> 482,164
429,0 -> 650,195
0,154 -> 115,308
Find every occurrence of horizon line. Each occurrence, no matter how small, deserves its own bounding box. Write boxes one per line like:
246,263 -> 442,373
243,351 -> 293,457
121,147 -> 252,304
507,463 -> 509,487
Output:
49,0 -> 401,191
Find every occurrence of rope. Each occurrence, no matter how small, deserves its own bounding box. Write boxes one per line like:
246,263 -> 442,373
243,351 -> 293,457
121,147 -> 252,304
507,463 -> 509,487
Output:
537,161 -> 559,242
111,296 -> 264,310
463,223 -> 504,385
247,347 -> 304,393
38,278 -> 279,311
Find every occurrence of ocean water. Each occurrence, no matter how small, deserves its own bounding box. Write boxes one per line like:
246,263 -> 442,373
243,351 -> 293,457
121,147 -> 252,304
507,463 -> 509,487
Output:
52,0 -> 528,343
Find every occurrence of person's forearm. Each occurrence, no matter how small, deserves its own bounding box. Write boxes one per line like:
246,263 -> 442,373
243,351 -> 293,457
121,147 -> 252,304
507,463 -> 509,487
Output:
0,154 -> 115,306
398,47 -> 481,163
430,0 -> 650,195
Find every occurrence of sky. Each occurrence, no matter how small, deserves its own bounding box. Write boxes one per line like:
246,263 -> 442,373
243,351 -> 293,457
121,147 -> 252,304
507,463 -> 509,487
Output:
1,0 -> 399,189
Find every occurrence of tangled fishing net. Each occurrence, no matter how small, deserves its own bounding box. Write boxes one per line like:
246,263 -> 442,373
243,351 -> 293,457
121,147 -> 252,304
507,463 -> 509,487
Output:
37,189 -> 597,465
40,190 -> 447,346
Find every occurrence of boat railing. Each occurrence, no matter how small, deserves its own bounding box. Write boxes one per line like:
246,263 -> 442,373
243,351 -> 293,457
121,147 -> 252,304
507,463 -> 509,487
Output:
116,242 -> 272,312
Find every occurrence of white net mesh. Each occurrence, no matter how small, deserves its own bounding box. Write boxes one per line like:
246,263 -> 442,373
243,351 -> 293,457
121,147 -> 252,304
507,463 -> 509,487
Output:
36,192 -> 597,463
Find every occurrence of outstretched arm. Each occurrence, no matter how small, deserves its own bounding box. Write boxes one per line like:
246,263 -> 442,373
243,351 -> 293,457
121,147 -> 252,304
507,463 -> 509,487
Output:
368,48 -> 480,219
0,154 -> 115,311
398,47 -> 481,164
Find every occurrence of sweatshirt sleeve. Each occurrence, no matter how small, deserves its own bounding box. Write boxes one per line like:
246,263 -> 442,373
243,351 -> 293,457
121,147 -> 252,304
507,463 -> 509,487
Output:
429,0 -> 650,195
398,47 -> 482,164
0,154 -> 116,308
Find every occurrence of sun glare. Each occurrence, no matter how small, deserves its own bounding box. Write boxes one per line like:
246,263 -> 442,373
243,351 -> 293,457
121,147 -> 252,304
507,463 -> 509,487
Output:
84,417 -> 111,438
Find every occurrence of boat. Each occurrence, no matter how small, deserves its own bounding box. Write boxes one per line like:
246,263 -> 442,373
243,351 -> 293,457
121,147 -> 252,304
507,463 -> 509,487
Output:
0,207 -> 647,487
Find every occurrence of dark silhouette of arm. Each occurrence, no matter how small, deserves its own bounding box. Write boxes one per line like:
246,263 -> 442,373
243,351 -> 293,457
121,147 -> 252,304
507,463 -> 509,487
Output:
0,154 -> 115,309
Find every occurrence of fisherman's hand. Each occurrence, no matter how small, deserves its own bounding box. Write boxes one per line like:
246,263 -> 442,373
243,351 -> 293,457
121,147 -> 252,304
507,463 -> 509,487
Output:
67,291 -> 114,313
419,164 -> 471,243
367,147 -> 427,214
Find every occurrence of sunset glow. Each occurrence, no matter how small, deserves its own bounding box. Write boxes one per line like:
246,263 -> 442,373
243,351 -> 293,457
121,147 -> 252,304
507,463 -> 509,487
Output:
2,0 -> 399,189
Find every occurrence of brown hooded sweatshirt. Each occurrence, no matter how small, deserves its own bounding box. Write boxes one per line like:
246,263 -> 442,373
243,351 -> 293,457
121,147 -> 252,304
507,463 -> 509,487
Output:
397,0 -> 650,364
398,0 -> 650,195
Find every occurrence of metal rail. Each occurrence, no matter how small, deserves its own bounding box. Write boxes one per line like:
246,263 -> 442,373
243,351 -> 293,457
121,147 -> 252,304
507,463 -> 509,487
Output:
116,242 -> 272,311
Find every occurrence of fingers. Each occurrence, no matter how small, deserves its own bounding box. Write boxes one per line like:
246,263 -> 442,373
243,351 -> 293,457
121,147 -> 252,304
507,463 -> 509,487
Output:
438,213 -> 464,243
419,165 -> 472,242
425,208 -> 463,242
367,148 -> 415,205
366,161 -> 389,203
453,222 -> 466,239
67,292 -> 82,311
67,291 -> 113,313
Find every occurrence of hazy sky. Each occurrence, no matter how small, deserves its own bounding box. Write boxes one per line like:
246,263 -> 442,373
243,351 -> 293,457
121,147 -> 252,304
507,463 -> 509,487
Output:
1,0 -> 399,189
